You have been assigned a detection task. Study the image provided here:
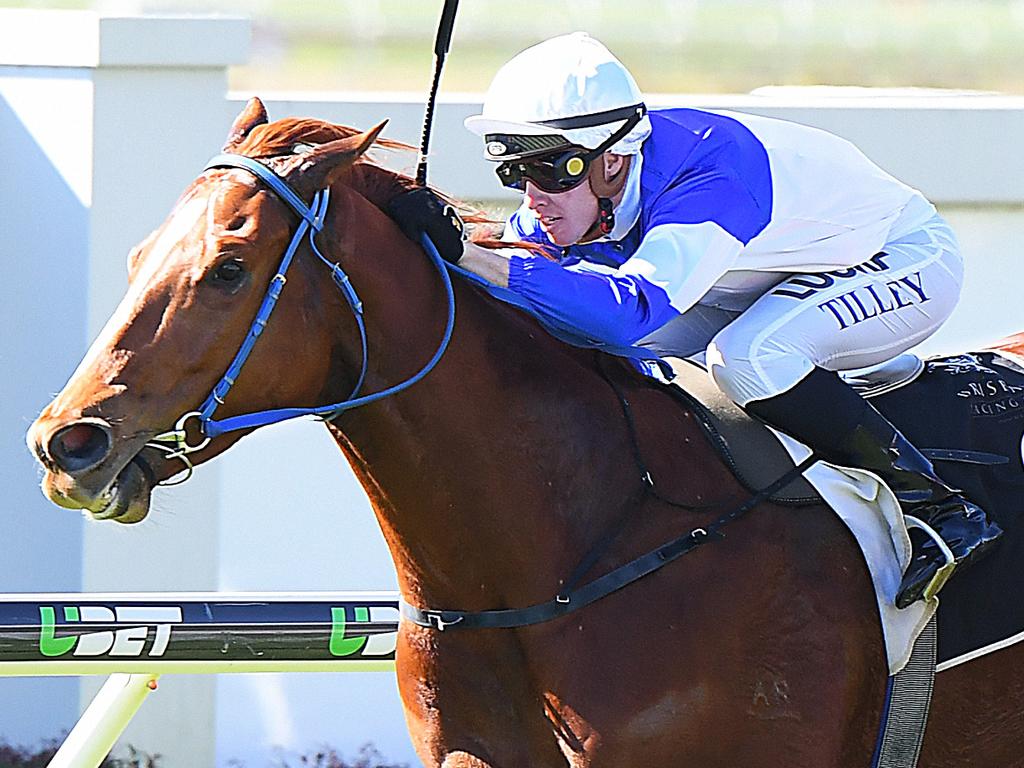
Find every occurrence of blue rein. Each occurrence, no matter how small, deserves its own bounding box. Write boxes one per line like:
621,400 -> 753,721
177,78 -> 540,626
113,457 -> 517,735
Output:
152,153 -> 455,461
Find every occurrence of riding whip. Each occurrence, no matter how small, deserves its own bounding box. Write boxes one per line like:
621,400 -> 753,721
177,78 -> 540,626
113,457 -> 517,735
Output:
416,0 -> 460,187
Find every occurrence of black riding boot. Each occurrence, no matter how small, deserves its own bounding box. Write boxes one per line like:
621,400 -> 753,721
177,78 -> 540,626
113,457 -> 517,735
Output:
745,367 -> 1003,608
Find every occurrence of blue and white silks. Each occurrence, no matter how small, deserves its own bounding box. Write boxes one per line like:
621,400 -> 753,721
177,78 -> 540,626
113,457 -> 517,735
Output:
499,108 -> 937,362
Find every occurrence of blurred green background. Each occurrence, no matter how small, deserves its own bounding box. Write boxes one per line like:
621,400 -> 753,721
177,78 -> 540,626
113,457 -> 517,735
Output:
8,1 -> 1024,94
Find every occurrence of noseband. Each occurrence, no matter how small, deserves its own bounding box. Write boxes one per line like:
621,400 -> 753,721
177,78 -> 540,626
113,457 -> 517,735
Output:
147,153 -> 456,480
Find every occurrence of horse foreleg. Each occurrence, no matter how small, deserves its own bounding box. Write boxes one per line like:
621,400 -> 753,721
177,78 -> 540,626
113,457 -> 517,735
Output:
396,625 -> 570,768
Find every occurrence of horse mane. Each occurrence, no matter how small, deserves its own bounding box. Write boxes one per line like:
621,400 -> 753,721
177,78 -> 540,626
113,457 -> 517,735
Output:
234,115 -> 541,252
234,117 -> 409,158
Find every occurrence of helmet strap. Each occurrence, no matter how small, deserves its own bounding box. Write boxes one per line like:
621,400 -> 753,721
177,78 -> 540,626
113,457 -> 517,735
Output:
597,197 -> 615,235
580,196 -> 616,242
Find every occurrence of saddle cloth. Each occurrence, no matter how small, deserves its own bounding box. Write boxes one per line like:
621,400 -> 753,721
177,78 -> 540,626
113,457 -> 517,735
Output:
871,351 -> 1024,672
665,357 -> 929,673
665,351 -> 1024,674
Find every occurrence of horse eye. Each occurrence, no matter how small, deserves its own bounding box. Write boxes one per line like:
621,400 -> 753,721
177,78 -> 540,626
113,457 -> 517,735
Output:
225,216 -> 247,232
210,259 -> 247,290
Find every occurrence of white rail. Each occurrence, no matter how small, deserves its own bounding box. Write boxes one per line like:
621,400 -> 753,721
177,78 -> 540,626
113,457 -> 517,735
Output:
0,591 -> 401,767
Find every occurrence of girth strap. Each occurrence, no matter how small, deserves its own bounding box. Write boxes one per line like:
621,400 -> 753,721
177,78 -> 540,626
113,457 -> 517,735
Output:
400,454 -> 819,631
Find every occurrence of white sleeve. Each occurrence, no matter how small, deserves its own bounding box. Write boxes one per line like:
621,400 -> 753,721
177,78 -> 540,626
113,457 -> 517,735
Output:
617,222 -> 743,314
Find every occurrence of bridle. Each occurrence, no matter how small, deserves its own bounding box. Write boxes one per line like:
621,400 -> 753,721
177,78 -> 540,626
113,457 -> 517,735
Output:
146,153 -> 456,482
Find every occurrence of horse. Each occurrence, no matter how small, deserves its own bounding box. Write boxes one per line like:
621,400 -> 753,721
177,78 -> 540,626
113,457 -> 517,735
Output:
26,98 -> 1024,767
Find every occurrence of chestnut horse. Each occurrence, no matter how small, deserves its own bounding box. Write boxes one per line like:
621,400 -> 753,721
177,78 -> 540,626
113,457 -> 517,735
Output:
27,99 -> 1024,767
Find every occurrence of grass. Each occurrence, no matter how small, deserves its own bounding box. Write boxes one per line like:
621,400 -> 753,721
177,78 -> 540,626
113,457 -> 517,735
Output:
0,739 -> 158,767
0,739 -> 406,768
6,1 -> 1024,94
235,0 -> 1024,93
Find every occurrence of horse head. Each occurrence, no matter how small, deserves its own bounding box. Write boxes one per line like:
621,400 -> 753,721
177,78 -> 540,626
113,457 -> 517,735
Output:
26,97 -> 413,523
29,95 -> 706,605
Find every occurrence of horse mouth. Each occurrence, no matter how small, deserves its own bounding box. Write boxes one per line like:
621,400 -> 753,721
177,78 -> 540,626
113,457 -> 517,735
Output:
88,457 -> 153,524
45,454 -> 154,525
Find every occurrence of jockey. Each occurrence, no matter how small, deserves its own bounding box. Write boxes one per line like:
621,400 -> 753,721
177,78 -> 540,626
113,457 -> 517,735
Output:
388,31 -> 1002,607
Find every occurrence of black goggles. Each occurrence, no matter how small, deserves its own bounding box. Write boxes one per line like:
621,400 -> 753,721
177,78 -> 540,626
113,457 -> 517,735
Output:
495,150 -> 593,193
487,103 -> 647,194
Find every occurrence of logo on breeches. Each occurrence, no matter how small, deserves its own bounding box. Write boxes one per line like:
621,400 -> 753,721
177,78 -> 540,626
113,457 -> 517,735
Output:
816,271 -> 930,331
770,254 -> 931,331
771,252 -> 892,300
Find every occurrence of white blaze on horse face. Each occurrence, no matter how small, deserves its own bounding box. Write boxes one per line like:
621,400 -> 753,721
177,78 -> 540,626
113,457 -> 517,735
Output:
55,193 -> 212,408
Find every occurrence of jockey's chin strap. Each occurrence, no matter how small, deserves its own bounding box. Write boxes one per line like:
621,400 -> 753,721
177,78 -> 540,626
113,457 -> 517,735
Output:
146,154 -> 456,479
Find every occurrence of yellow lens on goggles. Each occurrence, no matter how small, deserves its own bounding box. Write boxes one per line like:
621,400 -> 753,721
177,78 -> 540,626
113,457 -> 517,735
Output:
564,156 -> 586,177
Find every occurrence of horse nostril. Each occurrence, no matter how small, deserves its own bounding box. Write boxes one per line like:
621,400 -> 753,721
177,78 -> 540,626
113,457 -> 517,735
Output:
48,422 -> 113,474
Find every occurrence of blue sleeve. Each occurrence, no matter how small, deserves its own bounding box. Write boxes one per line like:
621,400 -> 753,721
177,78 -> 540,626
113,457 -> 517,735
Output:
507,254 -> 681,346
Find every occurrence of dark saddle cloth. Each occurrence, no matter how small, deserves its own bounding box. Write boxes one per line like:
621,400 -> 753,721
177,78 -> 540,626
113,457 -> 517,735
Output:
664,352 -> 1024,667
872,352 -> 1024,666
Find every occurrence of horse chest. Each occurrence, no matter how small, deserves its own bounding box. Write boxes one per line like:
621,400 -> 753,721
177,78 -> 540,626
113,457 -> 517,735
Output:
398,628 -> 572,766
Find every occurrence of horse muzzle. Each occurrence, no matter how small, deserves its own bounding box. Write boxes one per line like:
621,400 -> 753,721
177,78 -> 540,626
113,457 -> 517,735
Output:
28,416 -> 156,524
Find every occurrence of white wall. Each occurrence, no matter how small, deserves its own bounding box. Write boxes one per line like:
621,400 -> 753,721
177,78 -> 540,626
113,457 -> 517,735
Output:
0,63 -> 92,755
2,10 -> 1023,768
0,10 -> 246,766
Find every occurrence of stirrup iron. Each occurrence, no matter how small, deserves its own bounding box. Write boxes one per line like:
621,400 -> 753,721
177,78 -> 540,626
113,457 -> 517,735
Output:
903,515 -> 957,602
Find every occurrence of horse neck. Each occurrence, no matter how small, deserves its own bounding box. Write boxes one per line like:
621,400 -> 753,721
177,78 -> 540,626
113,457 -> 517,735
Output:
316,181 -> 719,610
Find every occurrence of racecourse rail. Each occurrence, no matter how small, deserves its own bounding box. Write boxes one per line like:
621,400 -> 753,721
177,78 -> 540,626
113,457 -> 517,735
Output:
0,592 -> 401,768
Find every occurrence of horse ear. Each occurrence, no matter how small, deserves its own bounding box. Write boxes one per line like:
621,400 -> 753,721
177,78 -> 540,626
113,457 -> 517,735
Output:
294,120 -> 389,191
223,97 -> 269,151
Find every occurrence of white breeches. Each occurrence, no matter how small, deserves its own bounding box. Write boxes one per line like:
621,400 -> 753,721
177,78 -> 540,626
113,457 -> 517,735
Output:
643,212 -> 963,406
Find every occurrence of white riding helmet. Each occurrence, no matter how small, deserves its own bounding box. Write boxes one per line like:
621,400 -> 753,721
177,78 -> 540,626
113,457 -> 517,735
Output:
464,32 -> 652,159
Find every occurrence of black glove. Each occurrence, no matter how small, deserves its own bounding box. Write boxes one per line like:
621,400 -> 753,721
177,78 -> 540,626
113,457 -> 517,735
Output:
386,187 -> 466,265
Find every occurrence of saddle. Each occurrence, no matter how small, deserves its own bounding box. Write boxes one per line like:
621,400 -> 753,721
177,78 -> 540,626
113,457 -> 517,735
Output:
665,350 -> 1024,666
661,353 -> 926,504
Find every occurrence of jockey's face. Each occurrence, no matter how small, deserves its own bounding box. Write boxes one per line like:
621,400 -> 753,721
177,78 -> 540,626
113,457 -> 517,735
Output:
524,153 -> 626,246
524,177 -> 598,246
